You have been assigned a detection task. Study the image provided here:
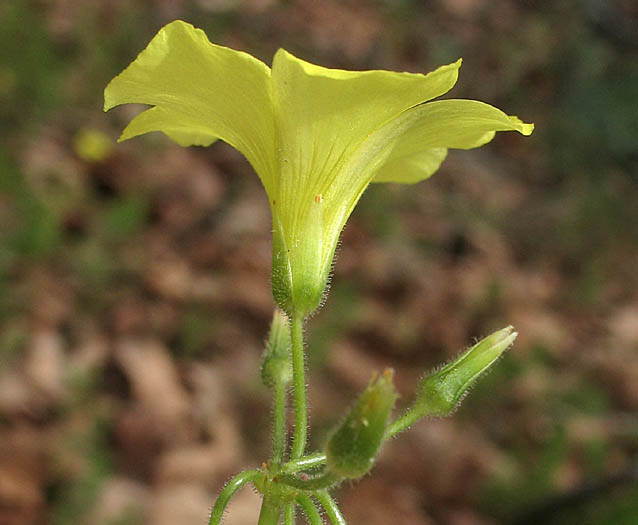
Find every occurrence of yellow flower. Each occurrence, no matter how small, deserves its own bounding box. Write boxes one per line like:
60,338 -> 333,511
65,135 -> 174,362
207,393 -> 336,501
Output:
104,20 -> 533,317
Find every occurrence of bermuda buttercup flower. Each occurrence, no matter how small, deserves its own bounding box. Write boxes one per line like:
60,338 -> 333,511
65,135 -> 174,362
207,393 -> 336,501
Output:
104,20 -> 533,317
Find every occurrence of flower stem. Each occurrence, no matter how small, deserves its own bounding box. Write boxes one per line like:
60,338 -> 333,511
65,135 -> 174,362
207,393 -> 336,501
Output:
258,493 -> 282,525
296,494 -> 323,525
272,381 -> 287,465
385,407 -> 420,440
282,452 -> 326,473
283,503 -> 295,524
278,471 -> 340,491
209,470 -> 261,525
290,314 -> 307,459
314,490 -> 346,525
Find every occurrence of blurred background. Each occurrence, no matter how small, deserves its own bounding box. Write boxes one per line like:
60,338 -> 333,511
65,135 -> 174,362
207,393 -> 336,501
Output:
1,0 -> 637,524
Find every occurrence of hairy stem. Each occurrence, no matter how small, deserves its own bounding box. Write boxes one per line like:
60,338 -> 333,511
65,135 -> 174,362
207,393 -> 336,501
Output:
283,503 -> 295,525
314,490 -> 346,525
209,470 -> 261,525
290,314 -> 307,459
296,494 -> 323,525
272,381 -> 287,465
278,471 -> 340,491
385,407 -> 421,440
280,390 -> 420,480
258,493 -> 282,525
282,452 -> 327,473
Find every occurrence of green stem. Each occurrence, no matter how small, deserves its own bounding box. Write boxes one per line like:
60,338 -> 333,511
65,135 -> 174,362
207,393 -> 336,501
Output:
258,493 -> 282,525
272,381 -> 287,465
283,503 -> 295,525
314,490 -> 346,525
278,471 -> 340,491
209,470 -> 261,525
296,494 -> 323,525
290,314 -> 307,459
282,452 -> 327,473
385,406 -> 421,440
283,404 -> 423,476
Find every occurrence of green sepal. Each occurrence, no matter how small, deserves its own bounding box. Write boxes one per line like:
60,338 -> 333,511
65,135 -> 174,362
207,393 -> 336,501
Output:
261,309 -> 292,388
326,369 -> 398,479
415,326 -> 517,416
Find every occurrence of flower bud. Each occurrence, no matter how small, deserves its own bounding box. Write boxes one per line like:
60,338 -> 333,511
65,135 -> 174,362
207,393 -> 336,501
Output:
326,369 -> 398,479
415,326 -> 517,416
261,309 -> 292,388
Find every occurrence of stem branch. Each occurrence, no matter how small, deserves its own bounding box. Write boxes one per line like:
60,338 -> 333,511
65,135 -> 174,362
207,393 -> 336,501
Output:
291,314 -> 307,459
385,407 -> 421,440
314,490 -> 346,525
283,503 -> 295,525
278,471 -> 340,491
296,494 -> 323,525
257,493 -> 282,525
209,470 -> 261,525
283,452 -> 326,473
272,381 -> 287,464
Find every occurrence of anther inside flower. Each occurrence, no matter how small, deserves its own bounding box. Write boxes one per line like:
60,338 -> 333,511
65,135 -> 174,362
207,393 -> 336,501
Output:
104,20 -> 533,317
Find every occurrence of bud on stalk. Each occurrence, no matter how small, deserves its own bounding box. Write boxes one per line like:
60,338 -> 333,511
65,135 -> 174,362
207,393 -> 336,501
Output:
326,369 -> 398,479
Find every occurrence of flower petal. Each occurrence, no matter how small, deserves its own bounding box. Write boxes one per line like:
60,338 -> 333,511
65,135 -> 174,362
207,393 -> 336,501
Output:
270,50 -> 461,215
117,106 -> 221,147
373,148 -> 448,184
104,20 -> 276,188
373,99 -> 534,183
